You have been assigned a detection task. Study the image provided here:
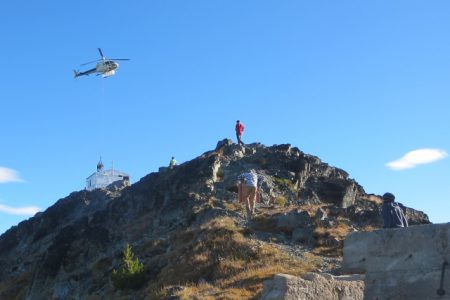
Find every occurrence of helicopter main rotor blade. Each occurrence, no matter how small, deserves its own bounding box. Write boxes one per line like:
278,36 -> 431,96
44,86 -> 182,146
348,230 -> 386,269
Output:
80,59 -> 101,66
98,48 -> 105,59
109,58 -> 131,61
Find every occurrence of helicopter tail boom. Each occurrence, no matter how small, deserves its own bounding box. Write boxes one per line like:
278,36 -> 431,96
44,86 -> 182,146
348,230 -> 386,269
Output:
73,67 -> 96,78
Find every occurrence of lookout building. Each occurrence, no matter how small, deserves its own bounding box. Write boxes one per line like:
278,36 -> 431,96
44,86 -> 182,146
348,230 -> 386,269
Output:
86,158 -> 130,191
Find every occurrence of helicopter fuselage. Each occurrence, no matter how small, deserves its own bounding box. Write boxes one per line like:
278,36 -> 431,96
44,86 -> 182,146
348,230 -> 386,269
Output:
96,60 -> 119,73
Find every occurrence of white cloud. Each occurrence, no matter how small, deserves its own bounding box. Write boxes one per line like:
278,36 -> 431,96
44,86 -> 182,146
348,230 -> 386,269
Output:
0,204 -> 40,216
386,148 -> 448,170
0,167 -> 23,183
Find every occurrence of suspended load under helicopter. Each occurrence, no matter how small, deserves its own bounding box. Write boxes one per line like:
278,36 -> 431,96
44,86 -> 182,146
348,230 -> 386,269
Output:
74,48 -> 130,78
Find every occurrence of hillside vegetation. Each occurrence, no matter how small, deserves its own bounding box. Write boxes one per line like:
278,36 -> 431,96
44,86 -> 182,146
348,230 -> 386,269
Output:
0,140 -> 429,299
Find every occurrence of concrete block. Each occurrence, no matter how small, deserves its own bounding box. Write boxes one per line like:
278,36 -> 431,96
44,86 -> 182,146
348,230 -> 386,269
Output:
343,223 -> 450,300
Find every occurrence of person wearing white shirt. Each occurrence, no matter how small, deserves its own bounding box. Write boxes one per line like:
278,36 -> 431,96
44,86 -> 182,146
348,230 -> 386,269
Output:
237,170 -> 263,216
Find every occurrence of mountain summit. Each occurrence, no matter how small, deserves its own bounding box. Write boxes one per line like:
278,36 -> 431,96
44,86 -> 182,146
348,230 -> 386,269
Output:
0,140 -> 429,299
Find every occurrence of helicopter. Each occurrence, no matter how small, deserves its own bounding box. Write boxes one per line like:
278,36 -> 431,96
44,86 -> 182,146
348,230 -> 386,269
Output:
74,48 -> 130,78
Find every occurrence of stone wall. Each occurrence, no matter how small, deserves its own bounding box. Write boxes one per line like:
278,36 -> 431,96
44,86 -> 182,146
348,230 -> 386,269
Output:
343,223 -> 450,300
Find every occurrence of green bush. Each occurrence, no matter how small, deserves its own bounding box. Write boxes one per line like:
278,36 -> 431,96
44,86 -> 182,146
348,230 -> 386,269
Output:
274,196 -> 288,207
112,243 -> 146,289
273,177 -> 296,191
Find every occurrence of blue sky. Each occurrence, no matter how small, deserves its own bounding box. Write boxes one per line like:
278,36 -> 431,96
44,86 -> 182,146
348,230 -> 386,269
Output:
1,1 -> 449,234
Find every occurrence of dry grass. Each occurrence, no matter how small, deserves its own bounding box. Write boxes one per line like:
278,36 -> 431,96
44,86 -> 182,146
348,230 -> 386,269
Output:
298,203 -> 329,216
222,201 -> 240,212
251,214 -> 277,233
144,216 -> 320,299
274,196 -> 288,207
312,222 -> 352,257
314,223 -> 351,240
361,225 -> 377,232
312,246 -> 343,257
175,247 -> 320,299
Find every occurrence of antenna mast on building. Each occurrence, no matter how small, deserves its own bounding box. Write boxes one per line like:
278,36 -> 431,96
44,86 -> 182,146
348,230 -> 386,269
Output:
86,157 -> 130,191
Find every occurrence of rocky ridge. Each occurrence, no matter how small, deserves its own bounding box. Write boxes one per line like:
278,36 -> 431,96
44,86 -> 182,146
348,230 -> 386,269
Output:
0,140 -> 430,299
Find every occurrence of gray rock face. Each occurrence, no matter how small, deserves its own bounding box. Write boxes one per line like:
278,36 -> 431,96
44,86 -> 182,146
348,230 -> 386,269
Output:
315,207 -> 328,220
212,142 -> 368,209
261,273 -> 364,300
292,227 -> 314,243
276,210 -> 312,231
215,138 -> 233,150
343,223 -> 450,300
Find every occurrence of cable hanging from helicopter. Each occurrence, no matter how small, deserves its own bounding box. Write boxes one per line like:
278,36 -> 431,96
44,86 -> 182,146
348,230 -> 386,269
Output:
73,48 -> 130,78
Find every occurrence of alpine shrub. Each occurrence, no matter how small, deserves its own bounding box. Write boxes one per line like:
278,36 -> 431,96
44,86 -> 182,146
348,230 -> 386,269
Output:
112,243 -> 145,289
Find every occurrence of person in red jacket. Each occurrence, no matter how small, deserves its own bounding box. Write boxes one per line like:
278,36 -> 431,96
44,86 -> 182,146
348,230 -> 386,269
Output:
235,120 -> 245,146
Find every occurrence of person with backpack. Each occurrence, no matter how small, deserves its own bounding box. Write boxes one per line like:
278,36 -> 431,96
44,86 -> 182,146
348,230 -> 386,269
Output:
382,192 -> 408,228
237,169 -> 263,216
235,120 -> 245,146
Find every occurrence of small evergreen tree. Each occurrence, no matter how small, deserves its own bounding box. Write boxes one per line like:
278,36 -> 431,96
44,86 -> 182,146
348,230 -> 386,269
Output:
111,243 -> 146,289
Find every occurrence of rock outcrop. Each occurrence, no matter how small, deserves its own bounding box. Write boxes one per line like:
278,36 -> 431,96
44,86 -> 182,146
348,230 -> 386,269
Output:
0,141 -> 430,299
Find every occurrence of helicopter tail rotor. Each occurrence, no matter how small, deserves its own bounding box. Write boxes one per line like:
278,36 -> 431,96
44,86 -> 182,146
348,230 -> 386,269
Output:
73,70 -> 84,78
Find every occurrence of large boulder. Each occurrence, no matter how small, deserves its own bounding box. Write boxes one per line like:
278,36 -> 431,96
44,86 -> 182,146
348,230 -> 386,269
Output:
275,210 -> 313,232
261,273 -> 364,300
